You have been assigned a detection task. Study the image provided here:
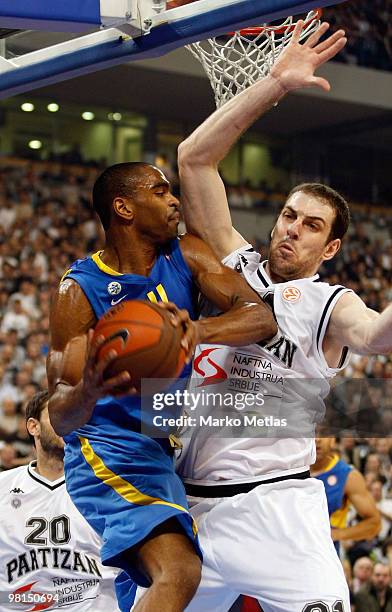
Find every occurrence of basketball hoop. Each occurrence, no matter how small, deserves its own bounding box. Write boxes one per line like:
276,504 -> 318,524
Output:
186,9 -> 322,108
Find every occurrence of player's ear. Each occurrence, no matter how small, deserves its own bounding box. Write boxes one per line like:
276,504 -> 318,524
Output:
323,238 -> 341,261
113,196 -> 135,223
26,417 -> 40,439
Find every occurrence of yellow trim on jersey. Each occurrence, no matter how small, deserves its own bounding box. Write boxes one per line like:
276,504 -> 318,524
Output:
324,453 -> 340,474
60,268 -> 73,283
321,453 -> 349,530
330,500 -> 350,529
156,283 -> 169,302
79,436 -> 197,534
91,251 -> 123,276
147,290 -> 158,303
147,284 -> 169,304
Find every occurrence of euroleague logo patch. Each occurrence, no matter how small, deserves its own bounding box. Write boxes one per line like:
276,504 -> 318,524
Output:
282,286 -> 301,303
107,281 -> 122,296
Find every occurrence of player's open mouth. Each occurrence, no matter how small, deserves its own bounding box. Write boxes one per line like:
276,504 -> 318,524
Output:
169,213 -> 180,222
278,243 -> 295,255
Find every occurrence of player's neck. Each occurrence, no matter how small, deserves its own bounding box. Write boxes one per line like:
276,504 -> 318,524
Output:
103,229 -> 159,275
265,261 -> 319,283
34,454 -> 64,482
311,453 -> 336,476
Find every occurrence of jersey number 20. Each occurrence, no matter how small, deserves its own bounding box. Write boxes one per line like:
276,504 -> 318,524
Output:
25,515 -> 71,545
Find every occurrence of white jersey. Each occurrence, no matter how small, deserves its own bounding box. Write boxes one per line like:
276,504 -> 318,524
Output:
0,462 -> 120,611
177,244 -> 352,484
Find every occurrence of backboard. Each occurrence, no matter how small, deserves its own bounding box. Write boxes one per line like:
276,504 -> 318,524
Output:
0,0 -> 348,99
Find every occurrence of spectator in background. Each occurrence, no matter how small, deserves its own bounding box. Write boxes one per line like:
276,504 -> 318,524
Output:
0,299 -> 30,339
370,480 -> 392,542
0,397 -> 19,438
352,557 -> 374,594
0,364 -> 18,405
355,562 -> 392,611
0,443 -> 18,471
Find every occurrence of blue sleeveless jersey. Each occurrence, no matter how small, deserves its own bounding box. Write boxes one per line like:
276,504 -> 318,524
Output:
64,238 -> 196,438
316,454 -> 353,554
61,239 -> 202,590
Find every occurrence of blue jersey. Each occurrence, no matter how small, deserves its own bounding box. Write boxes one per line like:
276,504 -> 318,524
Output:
64,238 -> 197,438
316,454 -> 353,554
61,238 -> 202,590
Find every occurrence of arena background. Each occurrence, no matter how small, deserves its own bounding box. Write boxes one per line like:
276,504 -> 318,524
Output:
0,1 -> 391,609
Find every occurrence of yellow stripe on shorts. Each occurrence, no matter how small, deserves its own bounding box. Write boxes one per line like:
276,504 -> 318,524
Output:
79,436 -> 197,535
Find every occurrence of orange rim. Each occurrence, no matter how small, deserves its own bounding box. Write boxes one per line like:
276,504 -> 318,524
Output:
228,7 -> 322,37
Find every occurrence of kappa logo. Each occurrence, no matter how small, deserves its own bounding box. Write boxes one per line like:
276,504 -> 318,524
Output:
193,347 -> 227,387
282,286 -> 301,303
10,487 -> 24,494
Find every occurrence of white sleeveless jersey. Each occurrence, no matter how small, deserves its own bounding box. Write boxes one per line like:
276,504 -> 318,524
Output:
177,244 -> 352,484
0,462 -> 120,611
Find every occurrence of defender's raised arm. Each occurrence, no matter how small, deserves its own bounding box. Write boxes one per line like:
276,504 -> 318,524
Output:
178,21 -> 347,260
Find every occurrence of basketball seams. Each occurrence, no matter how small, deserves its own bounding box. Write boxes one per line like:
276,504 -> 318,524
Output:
96,320 -> 163,332
148,320 -> 178,379
93,300 -> 185,388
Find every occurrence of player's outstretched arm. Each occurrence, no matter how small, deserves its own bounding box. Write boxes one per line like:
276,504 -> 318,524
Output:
47,279 -> 135,436
178,21 -> 347,260
326,292 -> 392,356
179,234 -> 277,346
331,470 -> 381,542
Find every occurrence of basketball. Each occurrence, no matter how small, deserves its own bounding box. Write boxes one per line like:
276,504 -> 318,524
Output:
93,300 -> 186,391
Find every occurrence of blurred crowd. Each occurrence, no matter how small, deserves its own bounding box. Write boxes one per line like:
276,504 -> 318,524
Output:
325,0 -> 392,71
0,157 -> 391,606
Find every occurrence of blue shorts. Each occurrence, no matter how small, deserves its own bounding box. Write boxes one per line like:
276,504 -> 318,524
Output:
64,430 -> 201,587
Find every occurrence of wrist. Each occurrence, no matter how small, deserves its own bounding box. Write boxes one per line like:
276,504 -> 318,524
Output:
193,320 -> 205,345
268,73 -> 290,97
77,380 -> 97,418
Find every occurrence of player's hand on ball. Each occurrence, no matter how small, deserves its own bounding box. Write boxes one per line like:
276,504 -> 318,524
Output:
155,302 -> 199,364
83,330 -> 138,399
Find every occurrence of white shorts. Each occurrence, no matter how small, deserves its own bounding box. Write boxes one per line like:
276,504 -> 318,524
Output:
184,477 -> 350,612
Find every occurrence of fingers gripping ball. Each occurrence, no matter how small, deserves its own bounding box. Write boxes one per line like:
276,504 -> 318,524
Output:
93,300 -> 186,391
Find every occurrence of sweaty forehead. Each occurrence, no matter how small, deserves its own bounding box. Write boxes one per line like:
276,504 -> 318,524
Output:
284,191 -> 334,222
132,166 -> 168,189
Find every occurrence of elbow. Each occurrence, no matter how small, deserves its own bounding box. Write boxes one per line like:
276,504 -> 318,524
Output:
178,139 -> 195,170
178,138 -> 214,170
362,513 -> 382,540
257,306 -> 278,342
370,512 -> 382,539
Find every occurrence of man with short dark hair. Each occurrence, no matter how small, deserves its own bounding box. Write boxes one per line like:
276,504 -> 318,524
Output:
355,563 -> 392,612
47,160 -> 277,611
0,390 -> 120,610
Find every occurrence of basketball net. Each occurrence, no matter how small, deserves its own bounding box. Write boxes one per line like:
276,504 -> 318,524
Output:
186,9 -> 322,108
